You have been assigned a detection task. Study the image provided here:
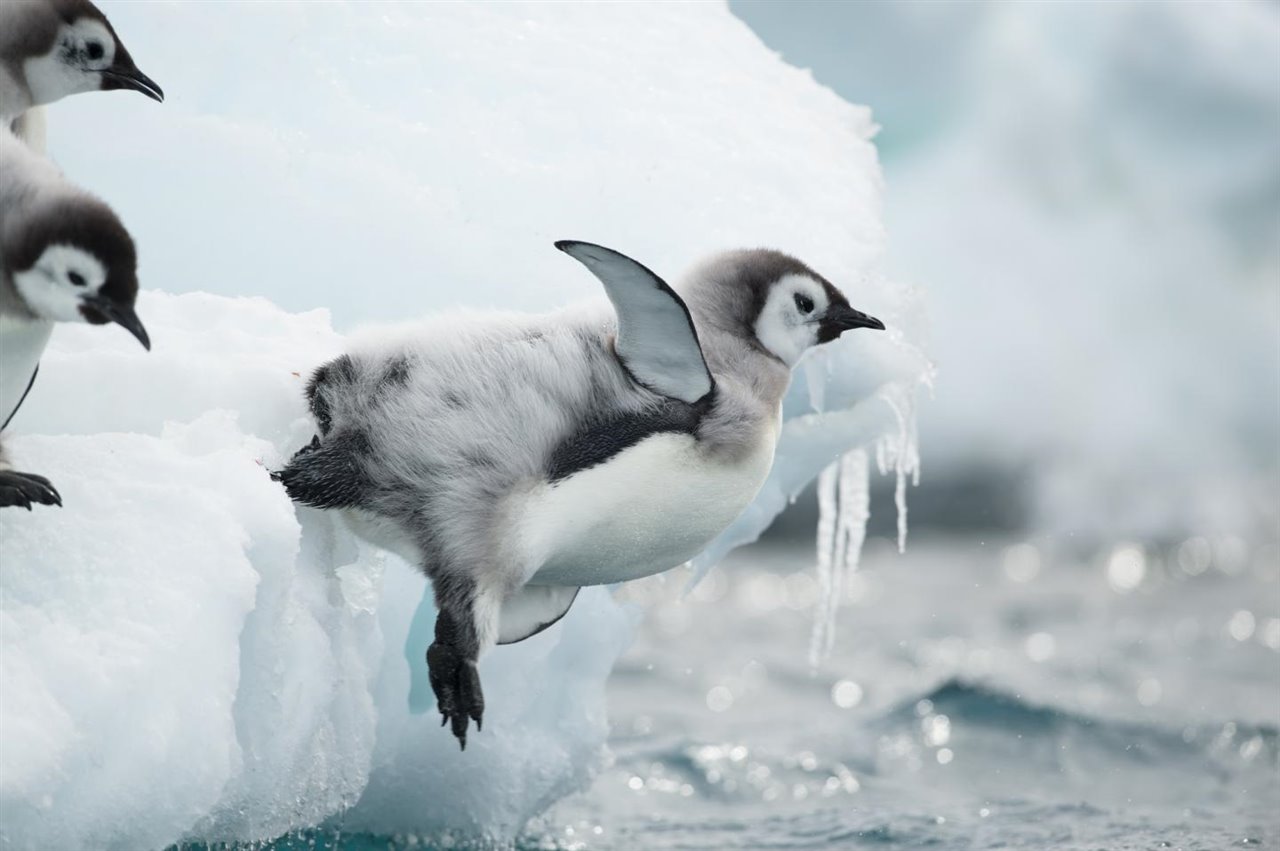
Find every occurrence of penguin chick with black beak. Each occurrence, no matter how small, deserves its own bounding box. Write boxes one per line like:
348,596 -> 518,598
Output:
275,241 -> 884,749
0,0 -> 163,142
0,127 -> 149,509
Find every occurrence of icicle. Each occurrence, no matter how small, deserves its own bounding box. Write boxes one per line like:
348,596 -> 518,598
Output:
826,450 -> 869,660
877,385 -> 920,554
809,461 -> 840,667
808,449 -> 869,667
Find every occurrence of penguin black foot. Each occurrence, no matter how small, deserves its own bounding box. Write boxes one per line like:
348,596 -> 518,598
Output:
427,640 -> 484,750
0,471 -> 62,510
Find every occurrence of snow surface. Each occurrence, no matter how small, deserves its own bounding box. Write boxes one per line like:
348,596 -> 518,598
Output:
0,2 -> 928,848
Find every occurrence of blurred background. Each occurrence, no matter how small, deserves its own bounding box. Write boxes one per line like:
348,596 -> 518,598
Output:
543,2 -> 1280,849
741,0 -> 1279,545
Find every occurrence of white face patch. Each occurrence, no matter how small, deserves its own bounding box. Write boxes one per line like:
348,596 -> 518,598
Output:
753,274 -> 830,366
22,19 -> 115,105
12,244 -> 107,323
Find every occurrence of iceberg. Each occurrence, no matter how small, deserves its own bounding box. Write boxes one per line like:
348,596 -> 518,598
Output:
0,2 -> 930,848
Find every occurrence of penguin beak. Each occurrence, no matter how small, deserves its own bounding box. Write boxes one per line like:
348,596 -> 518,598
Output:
100,62 -> 164,103
83,295 -> 151,351
817,303 -> 885,342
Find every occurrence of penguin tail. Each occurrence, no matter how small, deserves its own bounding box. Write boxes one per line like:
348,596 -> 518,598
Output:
272,432 -> 372,510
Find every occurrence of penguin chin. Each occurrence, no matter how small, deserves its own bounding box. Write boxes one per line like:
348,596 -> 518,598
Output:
78,305 -> 109,326
78,298 -> 151,349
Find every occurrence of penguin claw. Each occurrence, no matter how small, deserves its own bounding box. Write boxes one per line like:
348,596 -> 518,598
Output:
452,712 -> 469,751
0,489 -> 32,510
0,471 -> 61,510
427,641 -> 486,750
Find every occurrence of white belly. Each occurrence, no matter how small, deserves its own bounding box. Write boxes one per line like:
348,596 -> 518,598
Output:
0,316 -> 53,427
513,424 -> 777,587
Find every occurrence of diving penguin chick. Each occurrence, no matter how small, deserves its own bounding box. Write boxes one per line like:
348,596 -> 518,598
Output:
0,127 -> 150,508
0,0 -> 163,139
274,241 -> 884,748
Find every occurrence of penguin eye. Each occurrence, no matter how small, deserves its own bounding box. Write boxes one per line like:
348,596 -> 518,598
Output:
794,293 -> 815,314
68,271 -> 87,288
86,42 -> 104,61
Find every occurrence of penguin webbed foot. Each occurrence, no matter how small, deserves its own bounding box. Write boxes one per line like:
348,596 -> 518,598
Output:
427,640 -> 485,750
0,470 -> 61,510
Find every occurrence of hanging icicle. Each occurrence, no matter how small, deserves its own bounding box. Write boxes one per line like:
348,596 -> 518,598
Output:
809,378 -> 925,666
809,448 -> 870,668
877,383 -> 921,554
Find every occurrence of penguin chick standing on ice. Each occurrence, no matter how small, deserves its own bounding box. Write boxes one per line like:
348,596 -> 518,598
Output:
275,241 -> 884,748
0,0 -> 163,138
0,127 -> 149,508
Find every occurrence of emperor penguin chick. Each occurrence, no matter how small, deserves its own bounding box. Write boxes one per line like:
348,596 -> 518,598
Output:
275,241 -> 885,749
0,127 -> 150,508
1,0 -> 163,141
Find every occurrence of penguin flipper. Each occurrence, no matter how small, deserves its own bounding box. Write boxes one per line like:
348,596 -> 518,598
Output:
556,240 -> 713,404
496,585 -> 580,645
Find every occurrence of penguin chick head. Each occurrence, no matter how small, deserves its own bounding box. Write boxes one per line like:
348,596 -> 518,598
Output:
6,197 -> 150,349
684,249 -> 884,367
15,0 -> 163,108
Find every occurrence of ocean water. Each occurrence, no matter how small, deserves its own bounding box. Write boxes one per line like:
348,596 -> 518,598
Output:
189,533 -> 1279,850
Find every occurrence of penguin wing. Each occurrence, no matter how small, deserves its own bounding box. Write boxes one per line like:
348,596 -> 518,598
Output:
556,240 -> 713,404
496,585 -> 580,645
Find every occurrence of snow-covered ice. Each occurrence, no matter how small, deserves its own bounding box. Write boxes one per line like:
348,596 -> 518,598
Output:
0,294 -> 642,849
0,3 -> 929,848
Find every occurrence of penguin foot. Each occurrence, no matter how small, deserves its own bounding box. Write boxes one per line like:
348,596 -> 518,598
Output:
427,640 -> 485,750
0,471 -> 61,510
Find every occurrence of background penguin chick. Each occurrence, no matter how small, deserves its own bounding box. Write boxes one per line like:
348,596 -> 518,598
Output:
0,0 -> 163,140
275,240 -> 884,749
0,126 -> 150,509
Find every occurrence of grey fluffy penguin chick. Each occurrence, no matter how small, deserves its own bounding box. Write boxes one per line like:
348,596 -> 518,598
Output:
0,127 -> 150,508
1,0 -> 163,143
275,240 -> 885,748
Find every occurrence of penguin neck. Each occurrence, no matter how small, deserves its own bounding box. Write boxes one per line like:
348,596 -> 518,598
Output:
0,298 -> 51,330
697,321 -> 792,410
0,273 -> 44,324
0,67 -> 34,124
680,282 -> 791,409
9,106 -> 47,152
